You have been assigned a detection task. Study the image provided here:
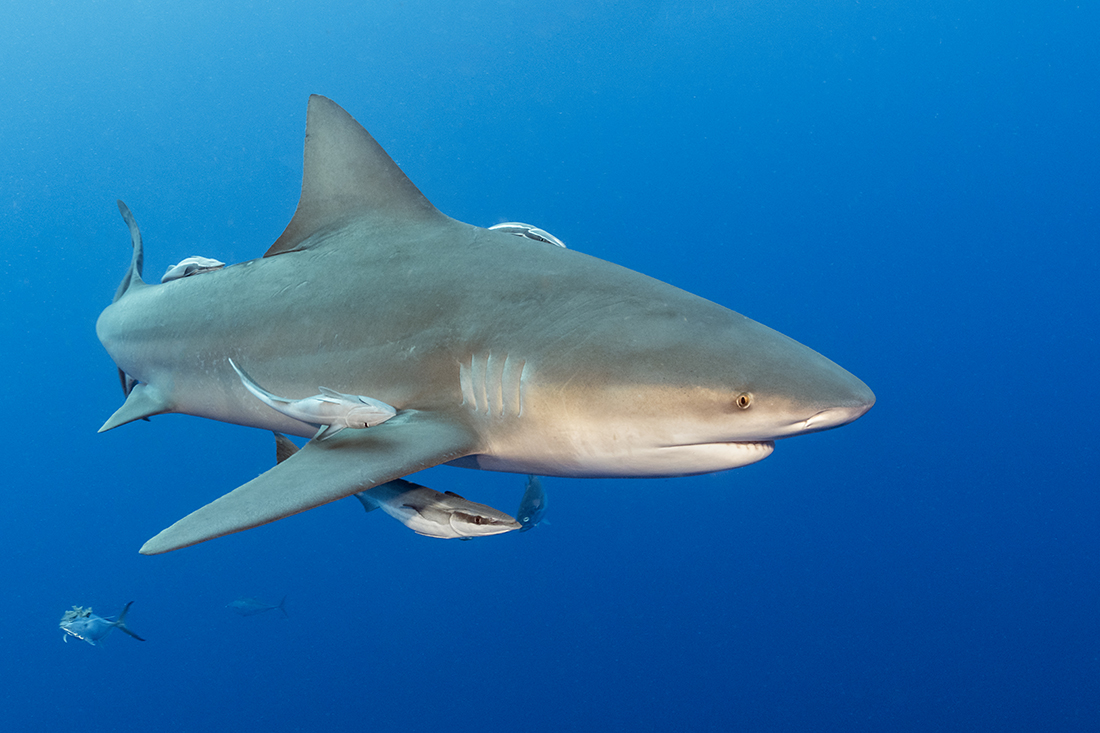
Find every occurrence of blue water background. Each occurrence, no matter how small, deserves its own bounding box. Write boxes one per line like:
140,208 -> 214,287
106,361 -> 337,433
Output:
2,2 -> 1097,731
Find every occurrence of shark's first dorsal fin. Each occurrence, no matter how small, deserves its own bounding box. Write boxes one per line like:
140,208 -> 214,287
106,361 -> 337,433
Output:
265,95 -> 445,257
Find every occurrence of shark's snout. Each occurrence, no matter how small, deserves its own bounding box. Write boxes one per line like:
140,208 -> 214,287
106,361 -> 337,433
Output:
795,368 -> 875,434
799,401 -> 873,434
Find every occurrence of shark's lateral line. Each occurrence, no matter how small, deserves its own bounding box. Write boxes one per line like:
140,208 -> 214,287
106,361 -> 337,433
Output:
96,95 -> 875,555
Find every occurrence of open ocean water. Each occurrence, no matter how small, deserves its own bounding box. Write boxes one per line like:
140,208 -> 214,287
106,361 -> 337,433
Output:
2,2 -> 1097,731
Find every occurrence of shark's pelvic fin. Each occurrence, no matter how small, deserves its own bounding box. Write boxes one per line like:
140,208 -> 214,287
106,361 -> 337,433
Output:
139,410 -> 478,554
99,383 -> 173,432
265,95 -> 448,257
273,432 -> 299,465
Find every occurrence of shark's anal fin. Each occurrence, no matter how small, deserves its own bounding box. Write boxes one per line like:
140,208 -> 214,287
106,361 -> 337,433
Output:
99,383 -> 173,432
139,411 -> 477,554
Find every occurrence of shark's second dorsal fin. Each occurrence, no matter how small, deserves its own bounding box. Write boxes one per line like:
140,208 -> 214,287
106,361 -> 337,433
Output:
266,95 -> 445,257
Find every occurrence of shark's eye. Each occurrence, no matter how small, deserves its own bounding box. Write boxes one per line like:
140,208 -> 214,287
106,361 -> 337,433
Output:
735,392 -> 753,410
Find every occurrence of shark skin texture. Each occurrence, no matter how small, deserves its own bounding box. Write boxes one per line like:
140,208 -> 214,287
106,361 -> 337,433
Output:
96,95 -> 875,555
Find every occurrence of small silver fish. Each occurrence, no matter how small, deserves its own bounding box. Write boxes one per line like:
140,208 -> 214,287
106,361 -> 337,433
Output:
226,596 -> 289,618
516,475 -> 548,532
60,602 -> 145,646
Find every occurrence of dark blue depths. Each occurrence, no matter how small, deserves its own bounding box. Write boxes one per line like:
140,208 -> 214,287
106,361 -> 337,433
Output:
1,2 -> 1097,731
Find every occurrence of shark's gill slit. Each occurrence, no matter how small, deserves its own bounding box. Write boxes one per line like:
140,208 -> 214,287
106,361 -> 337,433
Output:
503,356 -> 527,418
458,355 -> 474,408
470,352 -> 488,413
486,352 -> 507,416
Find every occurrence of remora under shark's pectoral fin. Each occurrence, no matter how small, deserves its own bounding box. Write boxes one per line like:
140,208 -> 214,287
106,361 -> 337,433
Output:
99,383 -> 174,432
139,411 -> 477,554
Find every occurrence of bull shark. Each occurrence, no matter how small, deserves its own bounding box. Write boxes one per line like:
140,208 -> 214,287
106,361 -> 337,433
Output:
96,95 -> 874,555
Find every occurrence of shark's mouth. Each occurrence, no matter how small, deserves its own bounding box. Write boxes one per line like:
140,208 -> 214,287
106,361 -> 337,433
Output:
647,439 -> 776,474
793,403 -> 875,435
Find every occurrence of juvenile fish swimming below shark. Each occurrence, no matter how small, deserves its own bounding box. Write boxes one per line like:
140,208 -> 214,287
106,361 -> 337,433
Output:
516,475 -> 548,532
96,95 -> 875,554
227,596 -> 289,618
60,602 -> 145,645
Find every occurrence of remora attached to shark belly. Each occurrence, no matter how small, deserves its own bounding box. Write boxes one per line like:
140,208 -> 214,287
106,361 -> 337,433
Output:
96,95 -> 875,555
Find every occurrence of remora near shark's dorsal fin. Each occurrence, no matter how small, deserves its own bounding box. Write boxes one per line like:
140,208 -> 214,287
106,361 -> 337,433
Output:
98,383 -> 173,432
112,200 -> 147,302
265,95 -> 446,257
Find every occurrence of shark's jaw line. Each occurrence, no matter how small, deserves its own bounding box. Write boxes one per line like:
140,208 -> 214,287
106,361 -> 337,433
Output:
97,95 -> 874,554
460,438 -> 777,478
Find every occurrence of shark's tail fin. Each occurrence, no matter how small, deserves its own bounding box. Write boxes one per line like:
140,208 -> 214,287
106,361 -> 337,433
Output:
113,601 -> 146,642
112,201 -> 147,303
276,595 -> 289,619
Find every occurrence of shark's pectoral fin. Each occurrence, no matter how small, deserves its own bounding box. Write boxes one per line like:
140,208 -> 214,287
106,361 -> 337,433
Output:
99,383 -> 173,432
139,411 -> 477,554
